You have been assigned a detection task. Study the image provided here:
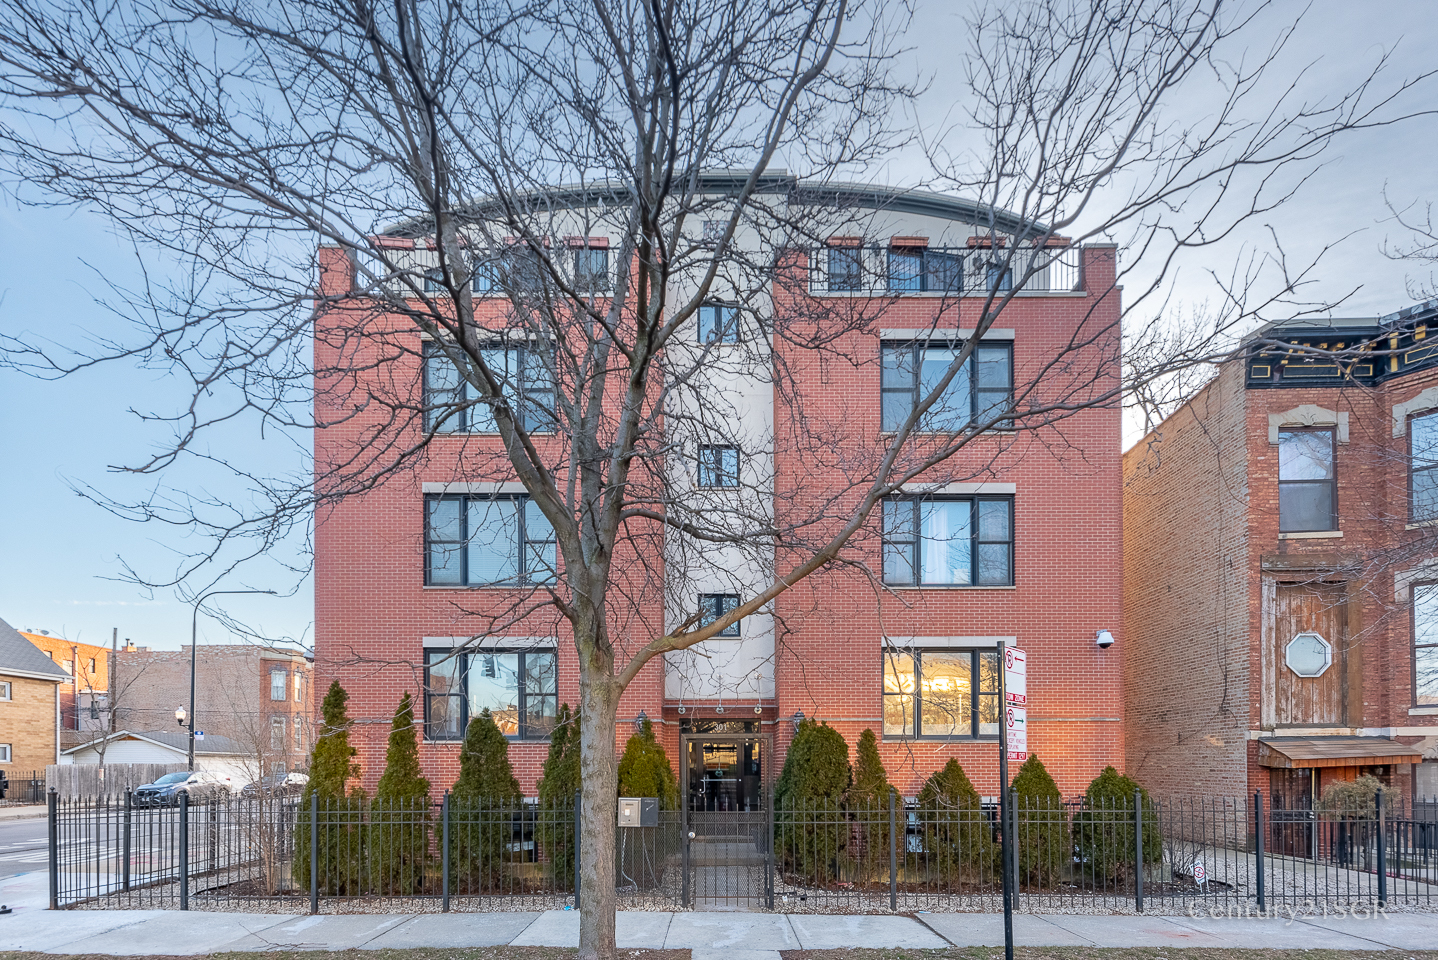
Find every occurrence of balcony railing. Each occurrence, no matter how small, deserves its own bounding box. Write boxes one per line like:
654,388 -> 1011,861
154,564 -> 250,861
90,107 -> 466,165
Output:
807,244 -> 1081,297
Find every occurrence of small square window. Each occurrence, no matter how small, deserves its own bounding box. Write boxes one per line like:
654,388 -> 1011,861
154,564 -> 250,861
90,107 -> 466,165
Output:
697,445 -> 740,488
574,247 -> 610,291
702,220 -> 725,242
699,594 -> 741,637
0,744 -> 10,763
0,681 -> 10,701
698,303 -> 739,344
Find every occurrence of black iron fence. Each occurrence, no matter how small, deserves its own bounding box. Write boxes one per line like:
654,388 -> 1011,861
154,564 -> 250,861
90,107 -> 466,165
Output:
1,770 -> 46,805
48,789 -> 1438,914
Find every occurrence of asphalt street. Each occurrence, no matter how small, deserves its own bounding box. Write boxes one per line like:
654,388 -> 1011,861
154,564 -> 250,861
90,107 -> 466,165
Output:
0,817 -> 48,880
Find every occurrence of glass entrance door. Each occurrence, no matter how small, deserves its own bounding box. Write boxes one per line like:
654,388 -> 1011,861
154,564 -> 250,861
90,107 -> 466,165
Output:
685,738 -> 763,813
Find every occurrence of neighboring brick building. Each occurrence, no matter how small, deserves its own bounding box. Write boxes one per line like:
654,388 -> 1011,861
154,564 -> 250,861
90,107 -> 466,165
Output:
314,176 -> 1126,801
20,630 -> 111,737
112,643 -> 313,779
0,617 -> 68,771
1125,302 -> 1438,807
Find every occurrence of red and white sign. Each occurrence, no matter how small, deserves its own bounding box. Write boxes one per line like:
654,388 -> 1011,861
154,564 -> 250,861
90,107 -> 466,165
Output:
1004,647 -> 1027,762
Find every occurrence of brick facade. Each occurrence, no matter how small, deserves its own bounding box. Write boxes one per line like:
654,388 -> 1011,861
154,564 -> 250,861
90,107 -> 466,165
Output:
313,193 -> 1126,800
1125,311 -> 1438,803
0,674 -> 60,771
21,631 -> 110,734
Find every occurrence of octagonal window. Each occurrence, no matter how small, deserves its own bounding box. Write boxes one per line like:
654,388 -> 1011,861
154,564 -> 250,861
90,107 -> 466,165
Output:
1285,632 -> 1332,678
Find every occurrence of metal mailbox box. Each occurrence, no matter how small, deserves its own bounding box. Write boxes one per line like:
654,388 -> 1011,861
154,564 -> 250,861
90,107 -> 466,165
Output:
617,796 -> 658,827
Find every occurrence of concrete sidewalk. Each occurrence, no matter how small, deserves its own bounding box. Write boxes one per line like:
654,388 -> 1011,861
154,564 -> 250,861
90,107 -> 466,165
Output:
3,873 -> 1437,955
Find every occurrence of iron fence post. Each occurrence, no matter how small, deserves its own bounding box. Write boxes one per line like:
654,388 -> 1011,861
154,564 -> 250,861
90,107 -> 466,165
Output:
1133,788 -> 1143,913
179,791 -> 190,911
309,793 -> 319,915
573,789 -> 581,906
1376,788 -> 1387,907
765,786 -> 775,909
47,789 -> 58,910
441,791 -> 451,913
681,798 -> 691,909
122,789 -> 132,892
1253,790 -> 1265,914
889,789 -> 897,912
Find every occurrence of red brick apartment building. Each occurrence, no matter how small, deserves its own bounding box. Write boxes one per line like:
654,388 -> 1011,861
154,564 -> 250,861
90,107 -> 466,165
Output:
314,178 -> 1125,801
1124,302 -> 1438,807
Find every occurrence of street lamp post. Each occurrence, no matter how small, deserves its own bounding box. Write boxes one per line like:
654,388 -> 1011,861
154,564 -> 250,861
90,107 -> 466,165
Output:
187,588 -> 276,771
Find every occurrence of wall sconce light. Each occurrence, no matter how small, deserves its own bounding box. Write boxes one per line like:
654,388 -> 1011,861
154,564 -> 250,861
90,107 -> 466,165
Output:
633,709 -> 647,734
754,705 -> 763,715
1095,629 -> 1115,649
715,704 -> 724,714
791,710 -> 805,732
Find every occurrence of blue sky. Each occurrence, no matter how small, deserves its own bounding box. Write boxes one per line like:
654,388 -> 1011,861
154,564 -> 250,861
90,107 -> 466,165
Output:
1,0 -> 1434,652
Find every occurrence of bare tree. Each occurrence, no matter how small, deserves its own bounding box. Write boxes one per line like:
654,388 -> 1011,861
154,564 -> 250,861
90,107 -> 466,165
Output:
0,0 -> 1430,954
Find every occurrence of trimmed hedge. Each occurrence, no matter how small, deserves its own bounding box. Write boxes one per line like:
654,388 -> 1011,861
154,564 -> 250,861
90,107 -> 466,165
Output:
449,708 -> 522,890
917,758 -> 996,879
846,728 -> 894,880
1072,766 -> 1159,882
292,681 -> 364,894
774,719 -> 851,883
1010,754 -> 1068,886
370,692 -> 431,894
617,717 -> 679,808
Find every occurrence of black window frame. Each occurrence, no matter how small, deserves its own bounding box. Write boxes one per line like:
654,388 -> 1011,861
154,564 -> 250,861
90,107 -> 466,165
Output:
423,648 -> 559,741
1277,427 -> 1337,533
699,594 -> 741,637
1411,411 -> 1438,522
883,647 -> 1001,740
424,493 -> 558,587
422,341 -> 555,434
886,247 -> 963,294
572,246 -> 611,292
826,244 -> 864,292
881,340 -> 1014,432
697,302 -> 740,344
1413,581 -> 1438,708
697,445 -> 740,488
881,495 -> 1014,587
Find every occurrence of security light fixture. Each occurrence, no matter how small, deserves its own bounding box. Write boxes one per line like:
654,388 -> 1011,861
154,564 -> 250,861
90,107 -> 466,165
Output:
753,705 -> 763,715
1095,629 -> 1115,649
791,710 -> 805,732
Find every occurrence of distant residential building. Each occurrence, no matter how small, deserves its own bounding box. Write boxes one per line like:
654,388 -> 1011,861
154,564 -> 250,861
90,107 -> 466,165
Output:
20,630 -> 111,737
1125,302 -> 1438,809
61,730 -> 251,785
0,617 -> 69,770
113,643 -> 313,778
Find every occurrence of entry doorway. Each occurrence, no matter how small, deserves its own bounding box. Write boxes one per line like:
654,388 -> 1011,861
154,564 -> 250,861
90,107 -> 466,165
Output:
679,725 -> 773,908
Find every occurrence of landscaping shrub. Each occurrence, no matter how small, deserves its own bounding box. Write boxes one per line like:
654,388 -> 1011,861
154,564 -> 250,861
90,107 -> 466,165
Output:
369,692 -> 431,894
617,716 -> 679,808
448,708 -> 522,890
1071,766 -> 1160,883
1318,774 -> 1400,817
1010,754 -> 1068,887
916,758 -> 996,883
845,728 -> 894,881
536,703 -> 581,890
774,719 -> 851,883
293,680 -> 364,894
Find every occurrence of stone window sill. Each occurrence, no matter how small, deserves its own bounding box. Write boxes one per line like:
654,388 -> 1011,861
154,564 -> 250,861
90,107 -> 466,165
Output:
1278,530 -> 1343,540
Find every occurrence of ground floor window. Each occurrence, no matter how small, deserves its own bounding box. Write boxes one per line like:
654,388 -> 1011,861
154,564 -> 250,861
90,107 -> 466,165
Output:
425,648 -> 558,741
883,647 -> 1000,739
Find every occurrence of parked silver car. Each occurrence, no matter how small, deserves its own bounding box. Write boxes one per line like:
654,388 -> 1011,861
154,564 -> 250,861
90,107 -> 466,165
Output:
239,771 -> 308,800
132,771 -> 231,807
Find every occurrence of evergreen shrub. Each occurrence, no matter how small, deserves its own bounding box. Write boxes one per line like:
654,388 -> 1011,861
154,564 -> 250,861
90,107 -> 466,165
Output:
293,681 -> 364,894
536,703 -> 581,890
845,728 -> 894,881
774,719 -> 851,883
369,692 -> 431,894
916,759 -> 996,883
449,708 -> 523,890
1072,766 -> 1160,883
1010,754 -> 1068,887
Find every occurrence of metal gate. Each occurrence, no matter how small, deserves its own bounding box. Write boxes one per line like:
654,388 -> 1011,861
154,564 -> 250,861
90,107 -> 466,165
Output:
680,734 -> 773,909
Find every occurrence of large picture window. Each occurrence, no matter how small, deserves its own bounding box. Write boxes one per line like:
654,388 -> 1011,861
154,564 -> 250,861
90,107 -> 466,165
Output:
1278,428 -> 1336,532
423,342 -> 554,433
882,496 -> 1013,586
425,494 -> 558,586
881,341 -> 1013,432
887,247 -> 962,293
884,648 -> 1000,739
424,649 -> 559,740
1411,412 -> 1438,522
1414,583 -> 1438,707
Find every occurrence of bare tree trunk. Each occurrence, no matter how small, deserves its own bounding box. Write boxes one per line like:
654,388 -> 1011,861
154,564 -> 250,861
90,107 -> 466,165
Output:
577,669 -> 619,960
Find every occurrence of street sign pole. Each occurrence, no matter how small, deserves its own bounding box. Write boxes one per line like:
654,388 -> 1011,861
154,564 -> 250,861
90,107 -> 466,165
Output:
997,640 -> 1013,960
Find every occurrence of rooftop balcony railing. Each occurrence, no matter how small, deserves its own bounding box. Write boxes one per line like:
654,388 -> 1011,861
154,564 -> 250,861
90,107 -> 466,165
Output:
807,244 -> 1081,297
